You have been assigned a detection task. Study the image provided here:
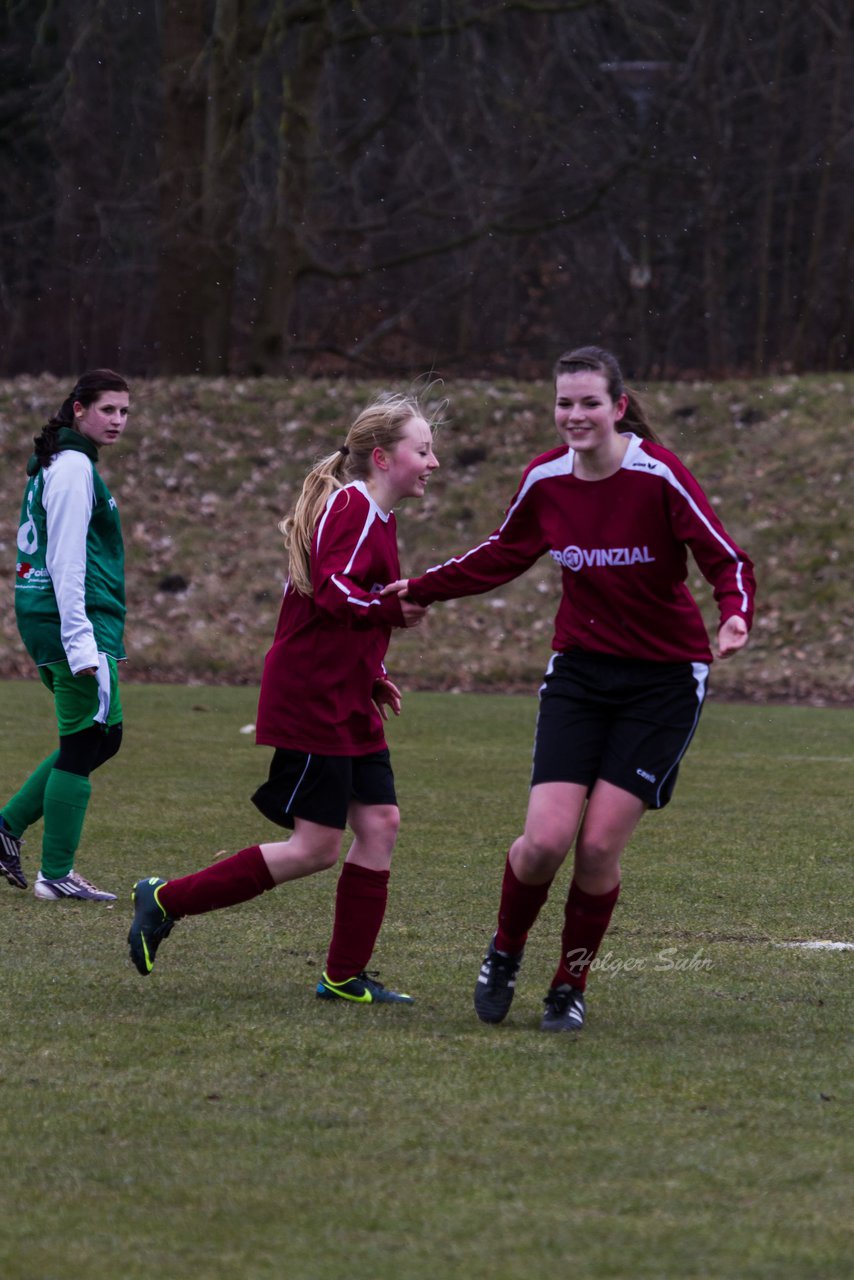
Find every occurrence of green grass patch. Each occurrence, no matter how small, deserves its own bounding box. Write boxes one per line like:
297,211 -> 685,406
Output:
0,681 -> 852,1279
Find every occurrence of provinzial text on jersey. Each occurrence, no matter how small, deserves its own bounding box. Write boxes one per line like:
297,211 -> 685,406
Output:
550,545 -> 656,571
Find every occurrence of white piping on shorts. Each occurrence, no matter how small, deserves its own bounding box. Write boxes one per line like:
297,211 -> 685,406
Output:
653,661 -> 709,807
285,754 -> 313,816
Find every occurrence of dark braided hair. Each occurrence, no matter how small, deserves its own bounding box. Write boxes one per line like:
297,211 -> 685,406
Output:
33,368 -> 129,468
552,346 -> 659,444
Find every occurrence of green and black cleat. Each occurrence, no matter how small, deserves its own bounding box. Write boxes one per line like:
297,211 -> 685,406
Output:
316,970 -> 414,1004
128,877 -> 175,975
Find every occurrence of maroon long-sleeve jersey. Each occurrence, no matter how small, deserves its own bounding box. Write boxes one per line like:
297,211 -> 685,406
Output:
406,435 -> 755,663
255,481 -> 406,755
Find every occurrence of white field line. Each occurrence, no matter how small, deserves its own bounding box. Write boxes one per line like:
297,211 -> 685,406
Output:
776,941 -> 854,951
727,753 -> 852,763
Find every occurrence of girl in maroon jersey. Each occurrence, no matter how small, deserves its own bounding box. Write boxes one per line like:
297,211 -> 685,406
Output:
385,346 -> 755,1032
128,392 -> 439,1004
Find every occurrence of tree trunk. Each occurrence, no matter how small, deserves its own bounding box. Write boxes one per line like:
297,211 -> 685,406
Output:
248,7 -> 328,374
751,5 -> 792,374
199,0 -> 255,374
789,15 -> 845,368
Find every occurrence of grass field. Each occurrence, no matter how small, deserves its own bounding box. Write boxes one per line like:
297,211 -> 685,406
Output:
0,680 -> 851,1280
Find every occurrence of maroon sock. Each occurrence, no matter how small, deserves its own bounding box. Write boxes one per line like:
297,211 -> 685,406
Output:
494,855 -> 553,955
552,879 -> 621,991
158,845 -> 275,920
324,861 -> 390,983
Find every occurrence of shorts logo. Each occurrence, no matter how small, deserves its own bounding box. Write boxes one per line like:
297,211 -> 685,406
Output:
550,545 -> 656,571
636,767 -> 657,783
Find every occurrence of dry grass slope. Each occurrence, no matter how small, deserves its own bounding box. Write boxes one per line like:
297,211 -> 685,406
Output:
0,372 -> 850,704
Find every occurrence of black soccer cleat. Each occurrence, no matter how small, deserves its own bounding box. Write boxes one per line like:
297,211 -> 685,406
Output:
0,820 -> 27,889
473,935 -> 523,1024
128,877 -> 175,975
540,984 -> 586,1032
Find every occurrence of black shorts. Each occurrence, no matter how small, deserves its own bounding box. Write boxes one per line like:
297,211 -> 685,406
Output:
531,650 -> 709,810
251,747 -> 397,831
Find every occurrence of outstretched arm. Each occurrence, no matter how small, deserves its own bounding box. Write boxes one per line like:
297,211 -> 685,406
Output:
384,477 -> 550,607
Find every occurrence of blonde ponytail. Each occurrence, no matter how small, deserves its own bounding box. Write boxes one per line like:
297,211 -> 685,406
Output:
281,392 -> 425,596
280,451 -> 350,596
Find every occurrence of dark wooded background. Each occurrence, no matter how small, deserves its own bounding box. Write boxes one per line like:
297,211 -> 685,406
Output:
2,1 -> 851,380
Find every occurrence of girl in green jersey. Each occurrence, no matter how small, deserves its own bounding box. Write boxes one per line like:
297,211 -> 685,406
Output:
0,370 -> 130,900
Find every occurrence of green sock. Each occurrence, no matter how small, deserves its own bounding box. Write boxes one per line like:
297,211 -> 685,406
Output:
2,750 -> 60,837
41,769 -> 92,879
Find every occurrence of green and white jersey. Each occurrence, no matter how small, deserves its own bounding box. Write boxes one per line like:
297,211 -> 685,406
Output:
14,430 -> 126,672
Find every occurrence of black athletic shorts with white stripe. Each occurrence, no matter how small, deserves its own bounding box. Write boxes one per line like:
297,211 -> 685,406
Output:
251,747 -> 397,831
531,649 -> 709,810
